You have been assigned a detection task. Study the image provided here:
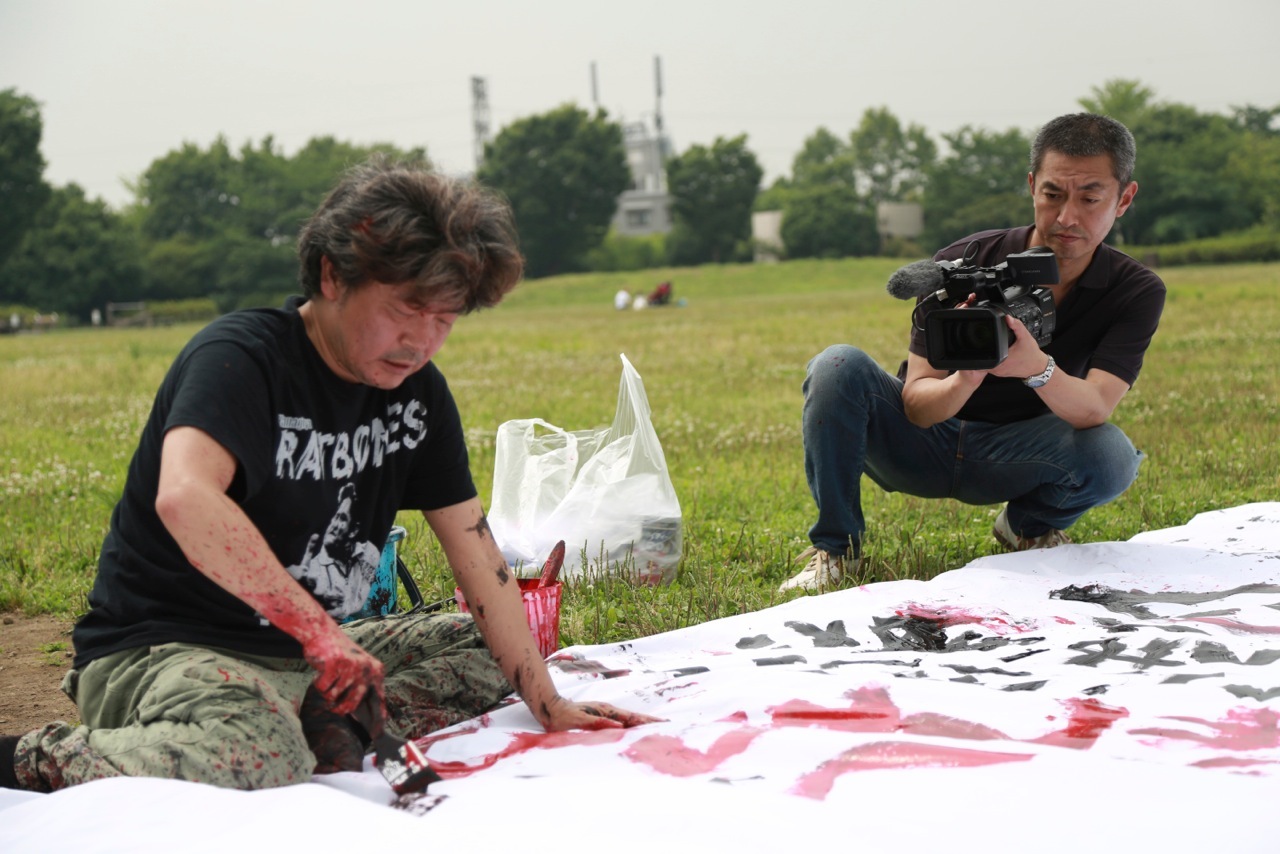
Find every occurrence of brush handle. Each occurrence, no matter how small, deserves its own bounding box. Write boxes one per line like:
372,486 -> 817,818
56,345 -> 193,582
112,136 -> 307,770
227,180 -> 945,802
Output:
539,539 -> 566,587
372,732 -> 441,794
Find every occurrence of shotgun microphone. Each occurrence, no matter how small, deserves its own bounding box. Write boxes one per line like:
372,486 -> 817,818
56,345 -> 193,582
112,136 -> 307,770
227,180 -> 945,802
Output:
886,259 -> 948,301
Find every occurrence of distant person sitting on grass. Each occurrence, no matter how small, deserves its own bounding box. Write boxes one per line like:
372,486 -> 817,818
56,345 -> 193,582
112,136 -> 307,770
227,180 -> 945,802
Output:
781,113 -> 1166,593
648,281 -> 673,305
2,158 -> 657,794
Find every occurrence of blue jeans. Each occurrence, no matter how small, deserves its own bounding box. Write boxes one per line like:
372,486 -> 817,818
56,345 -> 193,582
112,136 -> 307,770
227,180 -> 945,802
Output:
803,345 -> 1145,557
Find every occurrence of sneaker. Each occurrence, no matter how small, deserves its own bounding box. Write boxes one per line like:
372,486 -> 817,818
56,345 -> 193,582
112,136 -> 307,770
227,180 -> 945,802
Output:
778,547 -> 851,593
992,507 -> 1072,552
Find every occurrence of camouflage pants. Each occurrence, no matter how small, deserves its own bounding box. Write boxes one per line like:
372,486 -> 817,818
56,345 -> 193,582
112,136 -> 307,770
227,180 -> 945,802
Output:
12,611 -> 511,792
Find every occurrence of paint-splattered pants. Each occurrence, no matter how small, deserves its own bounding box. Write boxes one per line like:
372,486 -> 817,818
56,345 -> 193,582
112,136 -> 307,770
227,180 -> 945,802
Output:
11,611 -> 511,792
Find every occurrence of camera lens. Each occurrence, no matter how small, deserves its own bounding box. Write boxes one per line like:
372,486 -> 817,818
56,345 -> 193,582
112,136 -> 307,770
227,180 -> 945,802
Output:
943,316 -> 998,357
924,307 -> 1012,370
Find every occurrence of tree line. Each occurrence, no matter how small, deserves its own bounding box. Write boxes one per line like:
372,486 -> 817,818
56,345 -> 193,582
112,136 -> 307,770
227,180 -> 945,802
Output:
1,79 -> 1277,325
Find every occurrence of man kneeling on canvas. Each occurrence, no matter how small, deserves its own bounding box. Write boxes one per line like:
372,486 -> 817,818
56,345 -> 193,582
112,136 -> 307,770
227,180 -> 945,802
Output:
2,159 -> 656,793
782,113 -> 1166,593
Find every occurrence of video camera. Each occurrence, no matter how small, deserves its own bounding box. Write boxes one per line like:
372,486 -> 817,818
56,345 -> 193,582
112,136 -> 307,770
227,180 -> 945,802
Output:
888,243 -> 1059,371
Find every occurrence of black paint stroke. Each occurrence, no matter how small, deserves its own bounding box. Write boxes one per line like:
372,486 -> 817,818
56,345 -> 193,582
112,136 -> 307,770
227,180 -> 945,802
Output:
946,632 -> 1046,653
1093,617 -> 1207,635
819,658 -> 922,670
1082,684 -> 1110,695
1161,673 -> 1225,684
943,664 -> 1033,678
736,634 -> 775,650
1191,641 -> 1280,666
667,666 -> 711,677
871,614 -> 1048,655
1000,649 -> 1048,663
785,620 -> 861,648
1066,637 -> 1184,670
1094,617 -> 1141,633
870,615 -> 948,651
1001,680 -> 1048,692
754,654 -> 807,666
549,658 -> 631,679
1050,582 -> 1280,620
1224,685 -> 1280,701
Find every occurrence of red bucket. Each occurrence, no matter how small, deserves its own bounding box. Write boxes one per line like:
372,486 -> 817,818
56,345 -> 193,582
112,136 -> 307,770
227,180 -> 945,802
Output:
455,578 -> 562,659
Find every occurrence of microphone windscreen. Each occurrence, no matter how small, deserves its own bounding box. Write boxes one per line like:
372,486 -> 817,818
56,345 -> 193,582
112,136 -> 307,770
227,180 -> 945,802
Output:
886,260 -> 945,300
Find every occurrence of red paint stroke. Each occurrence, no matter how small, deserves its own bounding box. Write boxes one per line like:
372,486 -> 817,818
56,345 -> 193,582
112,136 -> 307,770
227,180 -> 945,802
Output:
719,710 -> 749,724
792,741 -> 1033,800
417,726 -> 628,779
1131,707 -> 1280,751
896,602 -> 1031,634
768,686 -> 899,732
1030,698 -> 1130,749
897,712 -> 1008,742
770,687 -> 1126,750
624,728 -> 767,777
1171,616 -> 1280,635
1191,756 -> 1278,770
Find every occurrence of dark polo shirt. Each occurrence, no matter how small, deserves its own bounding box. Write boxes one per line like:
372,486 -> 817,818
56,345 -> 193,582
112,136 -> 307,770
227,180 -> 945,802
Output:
906,225 -> 1166,424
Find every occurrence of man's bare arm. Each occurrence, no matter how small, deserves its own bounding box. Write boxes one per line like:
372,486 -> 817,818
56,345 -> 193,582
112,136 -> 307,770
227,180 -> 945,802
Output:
903,317 -> 1130,430
426,498 -> 660,731
155,425 -> 383,715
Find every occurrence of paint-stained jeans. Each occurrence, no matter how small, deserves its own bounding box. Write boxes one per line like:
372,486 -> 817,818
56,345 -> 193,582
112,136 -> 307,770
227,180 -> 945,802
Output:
803,345 -> 1145,557
12,611 -> 510,792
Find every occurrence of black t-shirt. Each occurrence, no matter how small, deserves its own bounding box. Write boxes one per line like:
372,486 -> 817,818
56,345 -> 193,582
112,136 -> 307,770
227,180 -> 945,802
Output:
73,299 -> 477,666
906,225 -> 1166,423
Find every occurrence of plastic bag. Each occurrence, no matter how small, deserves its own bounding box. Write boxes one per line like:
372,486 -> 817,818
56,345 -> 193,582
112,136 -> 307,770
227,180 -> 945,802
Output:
488,354 -> 682,585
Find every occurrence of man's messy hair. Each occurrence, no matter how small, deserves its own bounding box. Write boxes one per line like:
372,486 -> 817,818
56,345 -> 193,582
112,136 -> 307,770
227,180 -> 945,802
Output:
297,157 -> 523,312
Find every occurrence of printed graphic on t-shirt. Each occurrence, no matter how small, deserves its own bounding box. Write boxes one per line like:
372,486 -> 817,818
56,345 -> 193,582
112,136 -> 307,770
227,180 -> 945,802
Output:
287,482 -> 380,619
273,401 -> 427,482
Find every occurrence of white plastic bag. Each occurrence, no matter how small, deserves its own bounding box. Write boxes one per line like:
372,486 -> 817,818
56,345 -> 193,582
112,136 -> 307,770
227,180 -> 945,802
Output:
488,354 -> 682,584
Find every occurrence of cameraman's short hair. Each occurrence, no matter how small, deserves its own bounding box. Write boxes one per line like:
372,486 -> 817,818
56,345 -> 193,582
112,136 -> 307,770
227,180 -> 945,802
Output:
1030,113 -> 1136,188
297,157 -> 523,312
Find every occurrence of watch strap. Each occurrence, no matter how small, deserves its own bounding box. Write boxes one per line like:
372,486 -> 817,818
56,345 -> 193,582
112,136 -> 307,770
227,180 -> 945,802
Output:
1023,355 -> 1056,388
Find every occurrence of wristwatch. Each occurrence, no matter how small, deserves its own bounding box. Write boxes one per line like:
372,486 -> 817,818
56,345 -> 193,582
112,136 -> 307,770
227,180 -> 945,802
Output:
1023,355 -> 1056,388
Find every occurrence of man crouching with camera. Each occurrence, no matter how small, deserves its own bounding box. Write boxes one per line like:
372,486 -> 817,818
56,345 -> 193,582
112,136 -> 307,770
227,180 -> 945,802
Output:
780,112 -> 1166,593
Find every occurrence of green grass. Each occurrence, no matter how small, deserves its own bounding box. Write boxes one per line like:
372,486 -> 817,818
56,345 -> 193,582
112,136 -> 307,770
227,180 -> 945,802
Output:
2,257 -> 1278,648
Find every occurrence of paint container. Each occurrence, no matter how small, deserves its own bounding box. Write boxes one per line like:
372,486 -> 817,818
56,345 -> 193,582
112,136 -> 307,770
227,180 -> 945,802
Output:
345,525 -> 406,623
455,578 -> 562,659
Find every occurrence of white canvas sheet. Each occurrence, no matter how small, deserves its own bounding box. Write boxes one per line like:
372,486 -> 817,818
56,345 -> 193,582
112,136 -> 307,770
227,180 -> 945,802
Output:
3,503 -> 1278,852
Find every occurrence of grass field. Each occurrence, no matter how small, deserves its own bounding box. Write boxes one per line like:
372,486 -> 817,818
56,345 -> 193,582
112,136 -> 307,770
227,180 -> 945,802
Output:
2,257 -> 1278,647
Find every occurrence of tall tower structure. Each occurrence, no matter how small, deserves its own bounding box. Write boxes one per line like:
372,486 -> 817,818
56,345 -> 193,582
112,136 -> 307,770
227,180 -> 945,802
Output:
610,55 -> 675,237
470,76 -> 491,172
654,56 -> 664,137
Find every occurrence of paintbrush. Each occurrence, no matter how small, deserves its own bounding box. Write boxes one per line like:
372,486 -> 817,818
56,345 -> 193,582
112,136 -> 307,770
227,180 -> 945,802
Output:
354,690 -> 442,796
538,539 -> 566,587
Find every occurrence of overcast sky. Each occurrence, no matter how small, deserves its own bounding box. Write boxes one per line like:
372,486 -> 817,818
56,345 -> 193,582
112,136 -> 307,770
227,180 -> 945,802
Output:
3,0 -> 1278,210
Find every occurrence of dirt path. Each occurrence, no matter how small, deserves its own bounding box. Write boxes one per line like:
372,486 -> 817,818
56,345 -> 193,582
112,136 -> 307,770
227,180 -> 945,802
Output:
0,613 -> 80,734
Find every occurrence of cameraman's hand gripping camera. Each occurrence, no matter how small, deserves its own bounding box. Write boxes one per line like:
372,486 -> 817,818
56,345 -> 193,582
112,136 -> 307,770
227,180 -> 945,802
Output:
887,243 -> 1059,371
